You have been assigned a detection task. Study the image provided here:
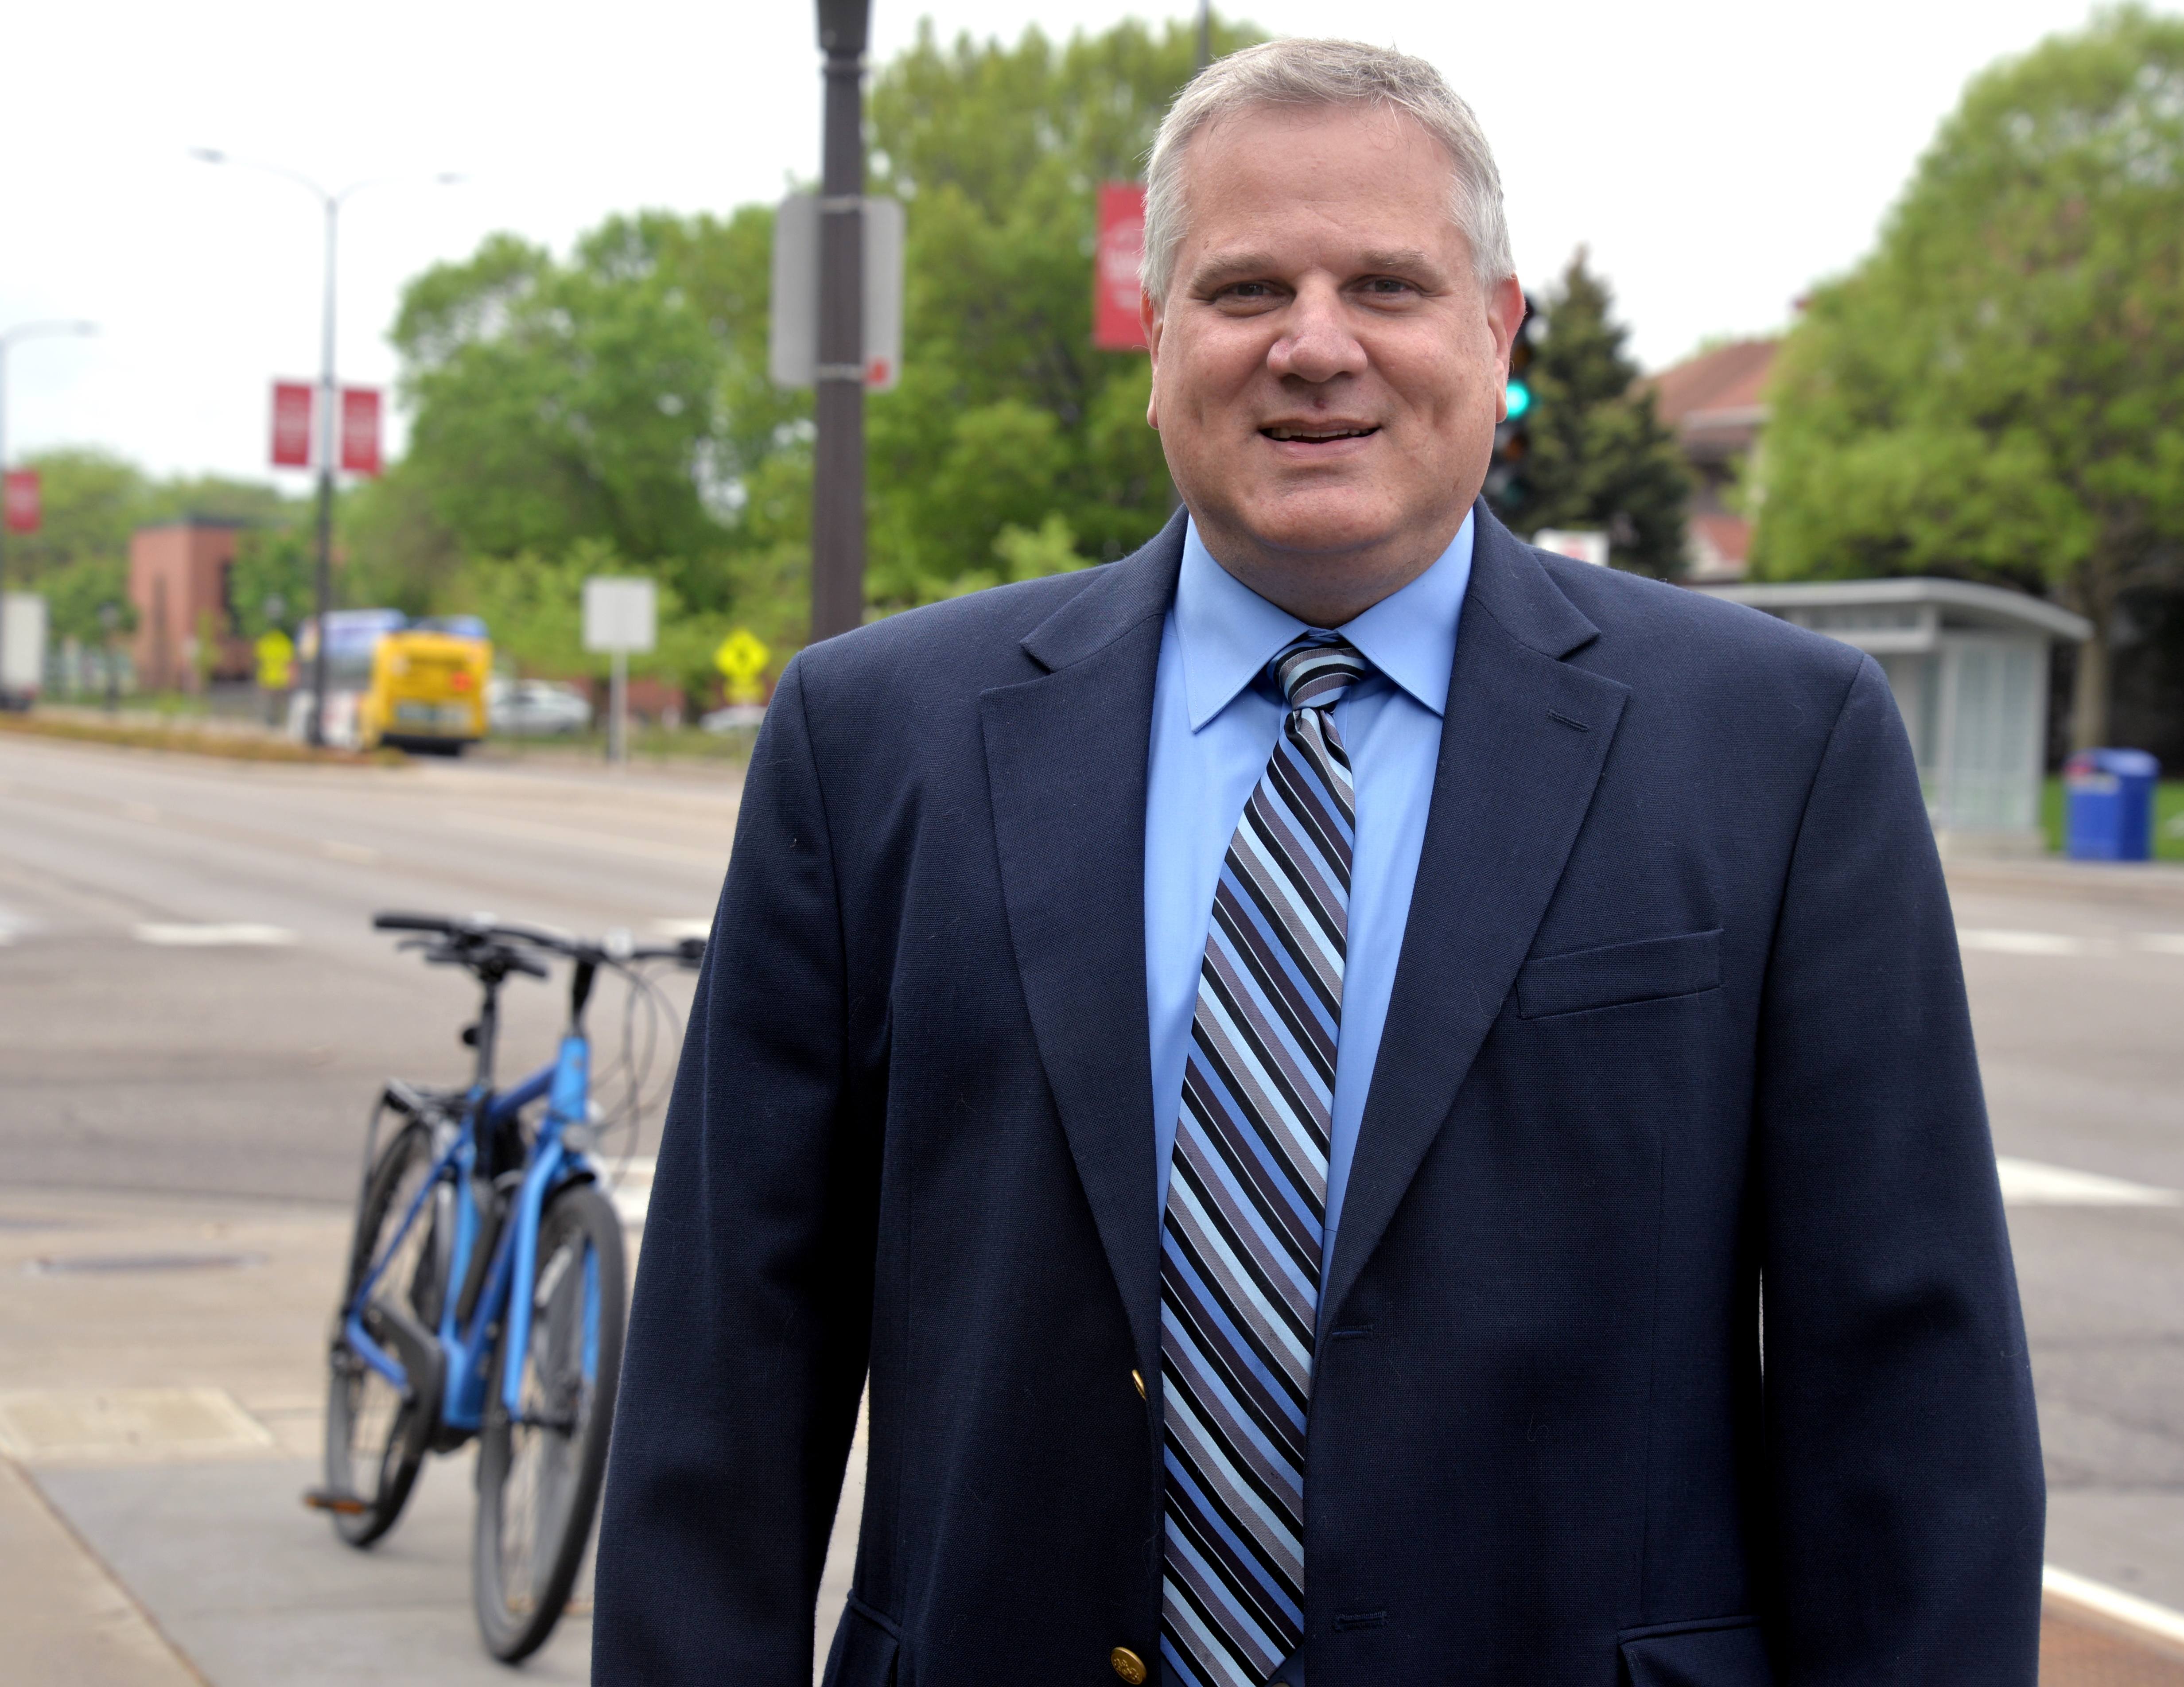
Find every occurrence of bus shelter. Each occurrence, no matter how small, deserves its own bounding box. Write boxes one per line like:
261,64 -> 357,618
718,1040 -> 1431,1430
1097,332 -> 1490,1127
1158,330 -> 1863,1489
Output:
1700,578 -> 2091,857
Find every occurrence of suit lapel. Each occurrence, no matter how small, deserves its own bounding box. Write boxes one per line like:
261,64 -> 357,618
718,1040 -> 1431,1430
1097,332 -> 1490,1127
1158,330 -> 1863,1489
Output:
981,514 -> 1184,1379
1320,511 -> 1632,1338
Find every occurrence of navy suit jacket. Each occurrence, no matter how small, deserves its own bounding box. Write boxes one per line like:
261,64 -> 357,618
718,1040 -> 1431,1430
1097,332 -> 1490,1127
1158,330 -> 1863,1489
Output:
594,505 -> 2043,1687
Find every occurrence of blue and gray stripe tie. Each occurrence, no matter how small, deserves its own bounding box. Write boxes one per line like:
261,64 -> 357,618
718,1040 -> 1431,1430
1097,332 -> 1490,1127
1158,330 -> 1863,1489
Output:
1161,632 -> 1368,1687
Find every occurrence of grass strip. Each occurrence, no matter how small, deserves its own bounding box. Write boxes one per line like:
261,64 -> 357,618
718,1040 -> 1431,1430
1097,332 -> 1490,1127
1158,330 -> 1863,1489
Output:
0,711 -> 397,766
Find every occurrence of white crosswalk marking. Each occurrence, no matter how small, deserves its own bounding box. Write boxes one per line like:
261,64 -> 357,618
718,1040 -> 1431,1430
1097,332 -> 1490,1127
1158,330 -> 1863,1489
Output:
133,924 -> 297,948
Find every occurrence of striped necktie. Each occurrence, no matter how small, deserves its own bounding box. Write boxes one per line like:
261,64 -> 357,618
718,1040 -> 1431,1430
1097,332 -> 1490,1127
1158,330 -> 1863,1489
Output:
1160,632 -> 1368,1687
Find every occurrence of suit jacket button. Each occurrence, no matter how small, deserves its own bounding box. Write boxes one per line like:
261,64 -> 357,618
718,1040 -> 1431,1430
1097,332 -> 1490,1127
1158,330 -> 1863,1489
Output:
1131,1368 -> 1146,1400
1111,1645 -> 1148,1683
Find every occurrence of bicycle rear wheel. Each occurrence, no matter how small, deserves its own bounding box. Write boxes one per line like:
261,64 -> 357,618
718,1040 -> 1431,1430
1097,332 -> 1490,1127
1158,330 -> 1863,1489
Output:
324,1119 -> 447,1547
473,1179 -> 626,1662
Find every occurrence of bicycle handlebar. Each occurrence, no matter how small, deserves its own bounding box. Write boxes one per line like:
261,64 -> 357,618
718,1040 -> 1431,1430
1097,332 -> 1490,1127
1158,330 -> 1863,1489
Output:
372,912 -> 706,971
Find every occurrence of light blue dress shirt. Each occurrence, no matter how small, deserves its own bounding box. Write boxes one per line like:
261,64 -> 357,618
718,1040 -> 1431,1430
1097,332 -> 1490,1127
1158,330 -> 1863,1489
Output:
1145,513 -> 1473,1271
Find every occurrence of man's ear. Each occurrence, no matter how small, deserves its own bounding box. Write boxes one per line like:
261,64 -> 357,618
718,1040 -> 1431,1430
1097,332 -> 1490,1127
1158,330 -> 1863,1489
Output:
1490,274 -> 1525,368
1142,289 -> 1164,429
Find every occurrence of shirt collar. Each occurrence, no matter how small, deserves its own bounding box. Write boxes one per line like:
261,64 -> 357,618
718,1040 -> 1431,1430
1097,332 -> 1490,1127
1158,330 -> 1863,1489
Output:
1175,512 -> 1473,730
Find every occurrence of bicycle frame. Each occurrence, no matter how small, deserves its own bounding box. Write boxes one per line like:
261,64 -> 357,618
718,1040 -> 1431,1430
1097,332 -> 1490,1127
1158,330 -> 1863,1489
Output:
344,1021 -> 597,1434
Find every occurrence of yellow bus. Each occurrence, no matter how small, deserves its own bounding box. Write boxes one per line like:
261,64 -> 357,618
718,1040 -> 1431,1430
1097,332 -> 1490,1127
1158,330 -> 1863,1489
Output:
294,612 -> 492,754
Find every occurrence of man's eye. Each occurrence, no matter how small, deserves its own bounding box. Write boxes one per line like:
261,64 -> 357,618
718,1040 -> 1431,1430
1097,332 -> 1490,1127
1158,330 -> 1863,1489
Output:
1221,282 -> 1277,301
1362,277 -> 1414,296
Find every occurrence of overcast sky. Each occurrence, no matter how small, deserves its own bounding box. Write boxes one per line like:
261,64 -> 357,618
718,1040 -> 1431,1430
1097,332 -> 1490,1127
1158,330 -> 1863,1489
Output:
0,0 -> 2156,486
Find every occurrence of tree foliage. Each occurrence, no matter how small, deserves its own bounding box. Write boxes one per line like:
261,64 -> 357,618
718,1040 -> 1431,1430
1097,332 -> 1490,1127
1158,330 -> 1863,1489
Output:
1495,252 -> 1690,575
1754,4 -> 2184,744
370,15 -> 1259,678
5,447 -> 302,641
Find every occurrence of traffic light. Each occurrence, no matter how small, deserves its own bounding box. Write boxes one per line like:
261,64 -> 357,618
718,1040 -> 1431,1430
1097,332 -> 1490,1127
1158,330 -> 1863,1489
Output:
1484,294 -> 1542,520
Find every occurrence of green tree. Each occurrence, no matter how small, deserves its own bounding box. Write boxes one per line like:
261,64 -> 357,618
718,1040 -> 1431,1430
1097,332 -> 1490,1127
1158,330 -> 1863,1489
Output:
1496,251 -> 1690,576
446,540 -> 731,705
228,528 -> 314,638
385,15 -> 1259,657
860,16 -> 1259,606
1753,4 -> 2184,746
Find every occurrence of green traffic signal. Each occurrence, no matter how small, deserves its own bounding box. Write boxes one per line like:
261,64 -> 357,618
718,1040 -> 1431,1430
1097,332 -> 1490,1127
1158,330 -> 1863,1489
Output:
1504,378 -> 1533,420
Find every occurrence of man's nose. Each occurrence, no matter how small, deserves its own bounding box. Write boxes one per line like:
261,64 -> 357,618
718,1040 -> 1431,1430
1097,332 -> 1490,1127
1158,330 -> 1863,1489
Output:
1266,283 -> 1367,383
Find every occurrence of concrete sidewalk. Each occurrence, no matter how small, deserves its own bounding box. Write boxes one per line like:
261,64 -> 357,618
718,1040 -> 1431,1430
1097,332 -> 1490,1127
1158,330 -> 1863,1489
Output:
4,1179 -> 2180,1686
0,1181 -> 856,1685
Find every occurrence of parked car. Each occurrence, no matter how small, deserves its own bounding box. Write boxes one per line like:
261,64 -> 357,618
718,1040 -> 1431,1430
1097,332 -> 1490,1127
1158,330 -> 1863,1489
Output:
488,677 -> 594,737
699,703 -> 768,733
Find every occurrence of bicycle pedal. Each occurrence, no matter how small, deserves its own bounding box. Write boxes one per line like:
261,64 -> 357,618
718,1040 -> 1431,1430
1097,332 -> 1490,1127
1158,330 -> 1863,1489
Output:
300,1486 -> 369,1516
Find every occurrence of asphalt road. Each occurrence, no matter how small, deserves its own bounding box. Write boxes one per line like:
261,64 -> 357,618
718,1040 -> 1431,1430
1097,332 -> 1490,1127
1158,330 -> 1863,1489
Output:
0,734 -> 725,1202
4,732 -> 2183,1610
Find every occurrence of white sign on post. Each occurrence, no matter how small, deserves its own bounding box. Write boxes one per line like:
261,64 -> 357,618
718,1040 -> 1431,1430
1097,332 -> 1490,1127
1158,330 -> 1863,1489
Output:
582,577 -> 657,653
581,577 -> 656,765
768,194 -> 906,393
1533,529 -> 1612,568
1,593 -> 48,699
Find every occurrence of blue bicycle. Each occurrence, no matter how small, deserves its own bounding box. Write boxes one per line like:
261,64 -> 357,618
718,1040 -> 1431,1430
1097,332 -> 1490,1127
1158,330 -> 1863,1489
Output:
312,911 -> 699,1662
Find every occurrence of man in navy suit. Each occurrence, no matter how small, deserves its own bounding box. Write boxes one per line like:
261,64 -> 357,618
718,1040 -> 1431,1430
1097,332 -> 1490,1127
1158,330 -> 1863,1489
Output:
596,38 -> 2042,1687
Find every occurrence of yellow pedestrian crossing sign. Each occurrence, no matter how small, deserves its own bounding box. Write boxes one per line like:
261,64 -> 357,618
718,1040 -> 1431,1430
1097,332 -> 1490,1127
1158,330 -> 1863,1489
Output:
714,629 -> 770,704
256,629 -> 295,690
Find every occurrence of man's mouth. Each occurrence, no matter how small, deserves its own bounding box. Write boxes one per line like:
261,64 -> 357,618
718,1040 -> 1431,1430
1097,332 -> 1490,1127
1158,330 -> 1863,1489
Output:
1261,424 -> 1379,443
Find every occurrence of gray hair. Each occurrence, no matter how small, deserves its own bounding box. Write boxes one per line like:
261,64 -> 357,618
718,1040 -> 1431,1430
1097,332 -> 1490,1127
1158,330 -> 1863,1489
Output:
1139,39 -> 1514,301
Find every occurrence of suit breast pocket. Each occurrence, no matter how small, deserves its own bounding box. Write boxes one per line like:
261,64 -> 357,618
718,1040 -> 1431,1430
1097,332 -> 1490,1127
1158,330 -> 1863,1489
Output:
1515,929 -> 1723,1021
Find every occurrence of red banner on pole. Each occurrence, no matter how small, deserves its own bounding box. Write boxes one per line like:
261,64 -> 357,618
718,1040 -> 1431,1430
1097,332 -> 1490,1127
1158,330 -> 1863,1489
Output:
339,387 -> 381,477
271,382 -> 315,468
3,470 -> 39,534
1093,182 -> 1149,351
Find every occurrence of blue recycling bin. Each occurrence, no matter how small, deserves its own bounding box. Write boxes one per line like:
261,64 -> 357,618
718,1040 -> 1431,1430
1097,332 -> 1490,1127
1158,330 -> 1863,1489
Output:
2064,748 -> 2161,861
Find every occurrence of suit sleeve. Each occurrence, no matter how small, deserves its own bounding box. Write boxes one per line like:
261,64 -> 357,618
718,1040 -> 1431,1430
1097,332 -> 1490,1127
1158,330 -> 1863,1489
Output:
594,656 -> 879,1686
1756,655 -> 2044,1684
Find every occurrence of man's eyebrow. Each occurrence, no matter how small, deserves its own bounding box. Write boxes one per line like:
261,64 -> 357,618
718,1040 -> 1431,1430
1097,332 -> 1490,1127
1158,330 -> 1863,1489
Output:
1356,247 -> 1444,277
1187,250 -> 1283,290
1187,246 -> 1452,291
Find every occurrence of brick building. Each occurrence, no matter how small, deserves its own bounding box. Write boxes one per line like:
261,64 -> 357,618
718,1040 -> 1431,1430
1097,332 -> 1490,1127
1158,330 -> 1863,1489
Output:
128,521 -> 253,693
1641,338 -> 1778,583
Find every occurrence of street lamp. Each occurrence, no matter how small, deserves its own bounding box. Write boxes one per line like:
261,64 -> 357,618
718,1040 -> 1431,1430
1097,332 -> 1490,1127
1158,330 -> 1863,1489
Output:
0,319 -> 98,701
190,149 -> 460,745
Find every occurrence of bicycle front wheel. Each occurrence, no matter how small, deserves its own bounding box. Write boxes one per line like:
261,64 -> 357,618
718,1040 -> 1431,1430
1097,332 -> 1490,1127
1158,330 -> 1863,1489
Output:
324,1119 -> 447,1547
472,1179 -> 626,1662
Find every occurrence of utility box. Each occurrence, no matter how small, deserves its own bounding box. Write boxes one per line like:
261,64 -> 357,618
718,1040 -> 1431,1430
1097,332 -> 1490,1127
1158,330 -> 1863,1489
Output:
1,592 -> 47,707
1699,578 -> 2091,857
2064,748 -> 2160,861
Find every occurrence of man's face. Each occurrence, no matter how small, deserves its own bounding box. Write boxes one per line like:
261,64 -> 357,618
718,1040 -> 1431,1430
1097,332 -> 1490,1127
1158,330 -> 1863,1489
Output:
1146,103 -> 1523,604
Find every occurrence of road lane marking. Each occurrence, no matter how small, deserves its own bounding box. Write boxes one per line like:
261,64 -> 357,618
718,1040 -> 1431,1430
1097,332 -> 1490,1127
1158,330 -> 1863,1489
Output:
318,840 -> 381,864
1959,928 -> 2184,958
1997,1156 -> 2180,1207
1960,928 -> 2093,955
133,924 -> 298,947
443,813 -> 723,869
2044,1564 -> 2184,1653
650,917 -> 712,939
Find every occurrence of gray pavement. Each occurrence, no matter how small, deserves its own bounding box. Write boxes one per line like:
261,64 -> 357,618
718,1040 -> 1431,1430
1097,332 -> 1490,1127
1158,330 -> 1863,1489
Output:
4,734 -> 2184,1679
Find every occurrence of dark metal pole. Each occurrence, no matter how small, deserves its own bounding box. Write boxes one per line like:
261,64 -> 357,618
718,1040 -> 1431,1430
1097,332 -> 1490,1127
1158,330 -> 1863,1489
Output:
309,194 -> 338,746
810,0 -> 870,644
1197,0 -> 1212,72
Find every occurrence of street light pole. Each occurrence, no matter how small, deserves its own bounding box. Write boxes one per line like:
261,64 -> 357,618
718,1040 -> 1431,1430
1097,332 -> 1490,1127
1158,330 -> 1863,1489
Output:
0,320 -> 97,703
810,0 -> 870,644
312,190 -> 340,747
189,151 -> 458,744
